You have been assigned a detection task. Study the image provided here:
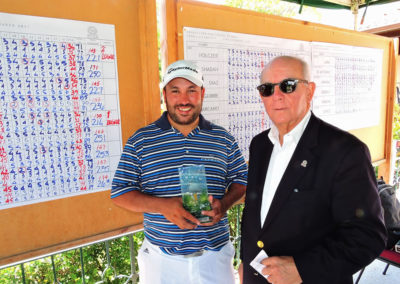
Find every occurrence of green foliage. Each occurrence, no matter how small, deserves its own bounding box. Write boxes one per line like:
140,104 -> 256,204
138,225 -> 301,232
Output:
227,204 -> 244,268
225,0 -> 298,17
224,0 -> 322,23
0,232 -> 145,283
393,103 -> 400,140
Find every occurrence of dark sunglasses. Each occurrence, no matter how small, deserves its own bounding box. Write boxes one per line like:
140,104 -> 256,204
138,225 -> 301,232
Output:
256,78 -> 309,97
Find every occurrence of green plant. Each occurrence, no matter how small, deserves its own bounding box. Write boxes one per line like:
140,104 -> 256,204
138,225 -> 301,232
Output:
393,103 -> 400,140
0,233 -> 145,283
227,204 -> 244,268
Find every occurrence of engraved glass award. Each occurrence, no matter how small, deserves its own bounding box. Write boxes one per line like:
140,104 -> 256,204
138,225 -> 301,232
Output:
179,164 -> 212,223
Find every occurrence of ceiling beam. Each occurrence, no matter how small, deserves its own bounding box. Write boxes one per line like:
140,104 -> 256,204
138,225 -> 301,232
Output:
364,23 -> 400,37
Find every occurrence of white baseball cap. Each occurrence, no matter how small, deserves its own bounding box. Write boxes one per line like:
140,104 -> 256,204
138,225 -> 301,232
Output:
162,60 -> 204,88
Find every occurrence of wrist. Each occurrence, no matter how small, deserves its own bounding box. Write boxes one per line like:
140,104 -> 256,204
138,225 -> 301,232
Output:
219,198 -> 228,214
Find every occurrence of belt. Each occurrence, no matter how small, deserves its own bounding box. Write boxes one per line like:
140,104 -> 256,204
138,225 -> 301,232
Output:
183,250 -> 204,258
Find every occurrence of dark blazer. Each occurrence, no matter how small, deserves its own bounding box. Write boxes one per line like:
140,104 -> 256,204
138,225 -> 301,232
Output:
241,113 -> 387,284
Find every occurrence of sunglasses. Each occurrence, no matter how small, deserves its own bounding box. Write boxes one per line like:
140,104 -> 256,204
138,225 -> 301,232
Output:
256,78 -> 309,97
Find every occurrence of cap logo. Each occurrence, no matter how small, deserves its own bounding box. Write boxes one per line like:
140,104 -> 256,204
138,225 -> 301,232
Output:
167,66 -> 198,74
162,60 -> 203,88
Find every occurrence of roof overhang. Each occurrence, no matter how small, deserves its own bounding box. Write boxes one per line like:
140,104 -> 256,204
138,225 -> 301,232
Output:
283,0 -> 399,10
364,23 -> 400,37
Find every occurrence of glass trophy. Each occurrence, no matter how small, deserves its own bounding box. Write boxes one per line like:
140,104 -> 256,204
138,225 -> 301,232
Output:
179,164 -> 212,223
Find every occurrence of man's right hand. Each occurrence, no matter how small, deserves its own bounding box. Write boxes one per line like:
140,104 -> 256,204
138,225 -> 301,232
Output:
161,197 -> 200,229
112,191 -> 199,229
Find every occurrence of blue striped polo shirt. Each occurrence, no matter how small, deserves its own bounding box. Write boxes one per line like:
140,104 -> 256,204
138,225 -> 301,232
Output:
111,111 -> 248,255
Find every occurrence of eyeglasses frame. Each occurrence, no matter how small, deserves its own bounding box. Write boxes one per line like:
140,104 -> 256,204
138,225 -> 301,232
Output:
256,78 -> 309,97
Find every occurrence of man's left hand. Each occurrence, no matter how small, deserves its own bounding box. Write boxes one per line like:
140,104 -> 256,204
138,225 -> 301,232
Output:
261,256 -> 302,284
200,195 -> 226,226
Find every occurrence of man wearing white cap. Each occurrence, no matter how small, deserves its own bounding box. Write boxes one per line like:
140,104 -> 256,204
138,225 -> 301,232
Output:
111,60 -> 248,284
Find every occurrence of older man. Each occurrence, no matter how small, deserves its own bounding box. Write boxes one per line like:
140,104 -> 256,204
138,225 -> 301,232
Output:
240,56 -> 386,284
111,60 -> 247,284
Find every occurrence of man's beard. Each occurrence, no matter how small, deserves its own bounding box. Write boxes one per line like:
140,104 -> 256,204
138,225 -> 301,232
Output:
167,103 -> 201,125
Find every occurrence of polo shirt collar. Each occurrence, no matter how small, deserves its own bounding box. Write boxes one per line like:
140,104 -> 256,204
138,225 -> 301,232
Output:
155,111 -> 212,130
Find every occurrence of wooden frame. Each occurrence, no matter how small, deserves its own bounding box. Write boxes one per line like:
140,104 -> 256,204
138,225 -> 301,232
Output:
0,0 -> 160,266
161,0 -> 396,179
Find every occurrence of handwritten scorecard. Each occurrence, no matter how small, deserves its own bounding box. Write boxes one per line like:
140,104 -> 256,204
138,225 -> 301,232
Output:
0,13 -> 122,209
183,27 -> 383,160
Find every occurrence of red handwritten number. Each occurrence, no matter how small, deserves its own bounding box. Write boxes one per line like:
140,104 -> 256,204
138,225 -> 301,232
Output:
0,114 -> 12,203
68,44 -> 86,191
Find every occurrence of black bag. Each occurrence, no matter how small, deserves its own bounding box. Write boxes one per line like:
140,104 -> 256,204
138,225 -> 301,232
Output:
377,177 -> 400,249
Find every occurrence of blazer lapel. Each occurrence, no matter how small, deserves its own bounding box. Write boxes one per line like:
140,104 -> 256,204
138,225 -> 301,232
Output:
261,114 -> 320,231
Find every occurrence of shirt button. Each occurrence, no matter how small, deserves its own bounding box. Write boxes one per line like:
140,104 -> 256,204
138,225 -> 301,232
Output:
186,150 -> 189,153
294,188 -> 299,193
257,240 -> 264,248
254,272 -> 259,276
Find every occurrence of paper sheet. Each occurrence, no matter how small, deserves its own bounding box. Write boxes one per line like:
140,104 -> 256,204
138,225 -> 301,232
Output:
250,249 -> 269,280
183,27 -> 383,159
0,12 -> 122,209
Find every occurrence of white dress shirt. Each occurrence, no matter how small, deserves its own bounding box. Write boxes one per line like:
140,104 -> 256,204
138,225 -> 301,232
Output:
260,111 -> 312,226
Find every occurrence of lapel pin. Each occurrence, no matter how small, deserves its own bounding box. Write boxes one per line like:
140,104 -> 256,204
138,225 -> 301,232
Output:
301,160 -> 308,167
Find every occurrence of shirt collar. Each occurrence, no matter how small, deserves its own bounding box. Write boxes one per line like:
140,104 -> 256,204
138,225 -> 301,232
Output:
155,111 -> 212,131
268,110 -> 312,146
